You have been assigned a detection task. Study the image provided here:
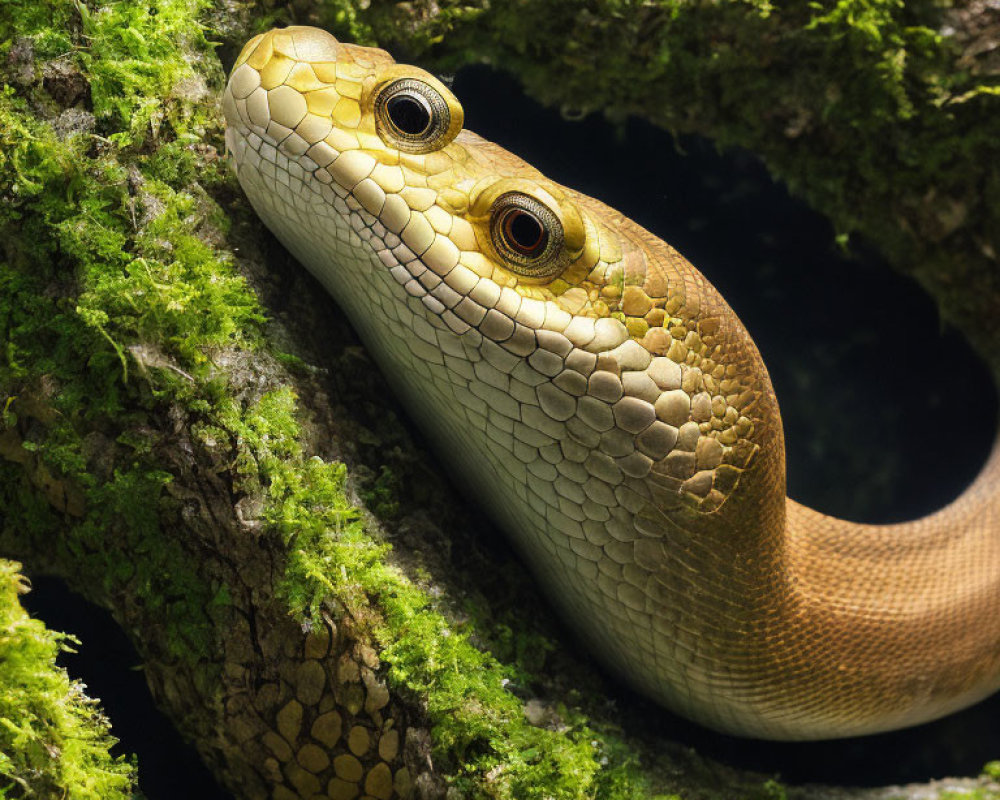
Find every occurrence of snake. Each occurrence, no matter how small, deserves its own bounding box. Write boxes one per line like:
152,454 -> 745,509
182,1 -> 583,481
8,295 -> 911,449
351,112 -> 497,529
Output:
222,25 -> 1000,741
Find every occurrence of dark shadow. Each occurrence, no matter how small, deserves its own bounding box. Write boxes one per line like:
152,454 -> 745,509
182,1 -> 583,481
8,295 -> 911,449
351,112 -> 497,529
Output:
20,576 -> 230,800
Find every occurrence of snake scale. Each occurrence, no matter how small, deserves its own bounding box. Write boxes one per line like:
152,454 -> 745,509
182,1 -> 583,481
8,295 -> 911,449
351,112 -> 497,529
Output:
223,26 -> 1000,741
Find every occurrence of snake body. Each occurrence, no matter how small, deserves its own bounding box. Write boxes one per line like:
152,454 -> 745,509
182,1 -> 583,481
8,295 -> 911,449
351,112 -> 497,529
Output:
223,26 -> 1000,740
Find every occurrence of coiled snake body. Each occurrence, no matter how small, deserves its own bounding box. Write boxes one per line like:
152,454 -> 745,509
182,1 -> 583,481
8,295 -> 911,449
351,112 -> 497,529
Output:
224,26 -> 1000,740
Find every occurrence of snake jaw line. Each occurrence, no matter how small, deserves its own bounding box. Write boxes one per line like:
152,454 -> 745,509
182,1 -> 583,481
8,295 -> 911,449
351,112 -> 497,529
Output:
225,25 -> 1000,742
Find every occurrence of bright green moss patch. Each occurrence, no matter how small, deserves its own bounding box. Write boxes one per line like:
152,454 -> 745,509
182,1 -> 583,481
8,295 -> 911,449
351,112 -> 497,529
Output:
0,0 -> 267,637
75,0 -> 211,146
0,560 -> 136,799
0,81 -> 249,659
939,790 -> 1000,800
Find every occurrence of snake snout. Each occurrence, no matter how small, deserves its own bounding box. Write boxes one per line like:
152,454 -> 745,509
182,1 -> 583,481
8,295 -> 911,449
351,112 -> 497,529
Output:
277,26 -> 344,62
233,26 -> 343,71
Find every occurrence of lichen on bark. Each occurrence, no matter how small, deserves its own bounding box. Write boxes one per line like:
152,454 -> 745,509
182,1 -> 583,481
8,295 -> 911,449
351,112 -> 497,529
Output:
1,1 -> 999,799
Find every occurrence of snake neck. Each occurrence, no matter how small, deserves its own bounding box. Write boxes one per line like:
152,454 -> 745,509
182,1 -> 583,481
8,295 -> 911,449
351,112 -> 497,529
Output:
622,213 -> 1000,739
604,205 -> 790,568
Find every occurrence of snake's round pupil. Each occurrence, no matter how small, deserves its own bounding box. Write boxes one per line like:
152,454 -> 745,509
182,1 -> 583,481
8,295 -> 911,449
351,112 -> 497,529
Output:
488,192 -> 565,278
386,93 -> 431,136
503,209 -> 547,256
374,79 -> 454,154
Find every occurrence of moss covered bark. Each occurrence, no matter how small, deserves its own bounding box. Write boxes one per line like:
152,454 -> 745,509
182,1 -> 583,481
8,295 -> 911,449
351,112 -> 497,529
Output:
0,1 -> 998,799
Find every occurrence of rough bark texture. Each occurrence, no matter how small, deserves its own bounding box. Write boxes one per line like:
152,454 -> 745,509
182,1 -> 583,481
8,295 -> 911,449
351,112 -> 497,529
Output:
1,1 -> 999,799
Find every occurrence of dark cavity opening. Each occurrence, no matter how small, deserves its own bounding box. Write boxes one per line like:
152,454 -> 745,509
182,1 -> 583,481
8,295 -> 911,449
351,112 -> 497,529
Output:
20,576 -> 229,800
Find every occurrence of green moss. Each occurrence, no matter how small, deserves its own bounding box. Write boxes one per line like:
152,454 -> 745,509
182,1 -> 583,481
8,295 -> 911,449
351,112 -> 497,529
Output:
756,779 -> 787,800
265,445 -> 651,798
304,0 -> 378,46
361,465 -> 401,519
0,0 -> 268,663
0,559 -> 136,798
939,790 -> 1000,800
0,105 -> 223,659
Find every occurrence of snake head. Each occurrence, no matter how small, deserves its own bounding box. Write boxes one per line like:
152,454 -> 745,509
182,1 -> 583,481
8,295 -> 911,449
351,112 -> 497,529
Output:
223,26 -> 766,516
227,28 -> 634,328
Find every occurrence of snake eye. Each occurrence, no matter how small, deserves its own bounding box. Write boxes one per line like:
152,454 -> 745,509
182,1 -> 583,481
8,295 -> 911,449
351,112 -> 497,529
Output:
374,78 -> 452,153
502,209 -> 548,256
490,193 -> 565,279
386,93 -> 431,136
